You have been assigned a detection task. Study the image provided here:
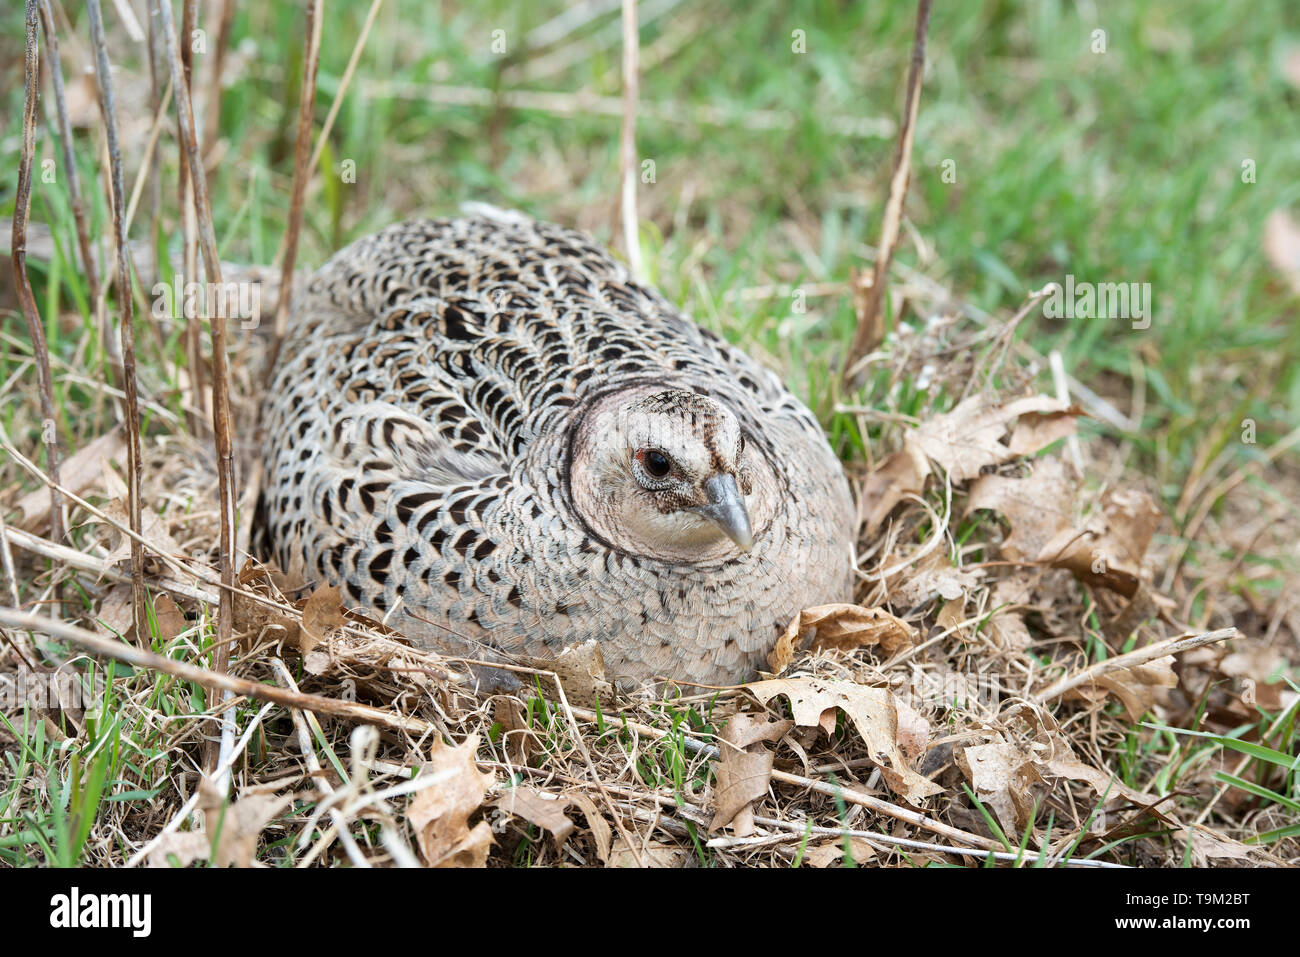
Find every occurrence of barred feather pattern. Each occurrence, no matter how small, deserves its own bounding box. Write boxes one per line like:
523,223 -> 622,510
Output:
261,217 -> 855,686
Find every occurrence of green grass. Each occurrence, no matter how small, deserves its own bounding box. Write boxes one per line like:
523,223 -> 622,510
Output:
1,0 -> 1297,866
4,1 -> 1298,488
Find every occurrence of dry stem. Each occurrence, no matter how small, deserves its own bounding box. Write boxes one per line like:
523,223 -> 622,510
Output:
87,0 -> 147,643
618,0 -> 644,280
13,2 -> 65,547
265,0 -> 324,380
842,0 -> 932,389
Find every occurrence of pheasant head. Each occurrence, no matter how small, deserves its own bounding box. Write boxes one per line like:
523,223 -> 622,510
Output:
570,388 -> 774,562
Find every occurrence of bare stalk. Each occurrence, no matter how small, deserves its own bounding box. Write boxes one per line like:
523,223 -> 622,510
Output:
0,609 -> 435,737
38,0 -> 118,392
315,1 -> 386,175
178,0 -> 206,436
842,0 -> 932,390
13,1 -> 66,547
144,0 -> 165,294
157,0 -> 239,699
87,0 -> 147,644
264,0 -> 324,381
618,0 -> 644,280
1032,628 -> 1239,704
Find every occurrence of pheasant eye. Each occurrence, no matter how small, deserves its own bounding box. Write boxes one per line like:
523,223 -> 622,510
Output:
641,449 -> 672,478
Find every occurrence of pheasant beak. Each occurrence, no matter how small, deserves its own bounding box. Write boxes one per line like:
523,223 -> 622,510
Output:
694,474 -> 753,552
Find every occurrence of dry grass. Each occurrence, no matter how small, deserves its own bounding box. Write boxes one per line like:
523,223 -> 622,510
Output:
3,258 -> 1296,867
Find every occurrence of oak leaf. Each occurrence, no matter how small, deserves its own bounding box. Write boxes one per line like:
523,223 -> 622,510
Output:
747,678 -> 941,802
409,734 -> 494,867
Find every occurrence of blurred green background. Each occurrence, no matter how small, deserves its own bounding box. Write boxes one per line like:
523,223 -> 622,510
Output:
3,0 -> 1298,504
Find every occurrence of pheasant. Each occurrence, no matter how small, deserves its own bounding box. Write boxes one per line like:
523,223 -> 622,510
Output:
261,213 -> 856,687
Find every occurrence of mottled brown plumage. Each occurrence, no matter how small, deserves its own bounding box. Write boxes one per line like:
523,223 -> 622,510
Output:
261,213 -> 855,687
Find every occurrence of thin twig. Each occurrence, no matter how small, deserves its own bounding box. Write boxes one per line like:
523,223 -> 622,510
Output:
618,0 -> 644,280
307,0 -> 384,180
768,767 -> 999,852
842,0 -> 932,389
265,0 -> 323,381
87,0 -> 147,645
175,0 -> 206,435
144,0 -> 165,293
736,814 -> 1128,867
0,513 -> 38,671
1032,628 -> 1239,704
13,2 -> 65,548
0,610 -> 437,738
266,0 -> 384,271
109,0 -> 144,40
37,0 -> 117,390
157,0 -> 240,761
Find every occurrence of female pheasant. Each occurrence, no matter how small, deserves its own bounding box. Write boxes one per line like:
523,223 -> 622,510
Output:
262,213 -> 855,687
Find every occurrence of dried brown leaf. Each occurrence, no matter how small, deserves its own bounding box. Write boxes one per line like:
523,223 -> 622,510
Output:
1040,488 -> 1162,597
894,697 -> 931,761
1173,827 -> 1257,865
967,456 -> 1077,562
1007,409 -> 1081,457
909,394 -> 1070,483
956,741 -> 1042,835
607,839 -> 686,867
969,458 -> 1162,599
496,787 -> 575,844
145,831 -> 210,869
767,604 -> 918,674
300,583 -> 345,655
201,789 -> 295,868
803,841 -> 847,868
988,610 -> 1033,651
723,712 -> 795,750
14,426 -> 125,532
152,593 -> 188,642
93,584 -> 135,639
518,638 -> 613,707
492,695 -> 541,767
747,678 -> 943,802
101,498 -> 184,572
711,746 -> 773,835
888,550 -> 979,608
566,791 -> 612,865
710,713 -> 793,834
409,734 -> 494,868
860,443 -> 930,533
1039,741 -> 1161,810
1090,656 -> 1178,721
